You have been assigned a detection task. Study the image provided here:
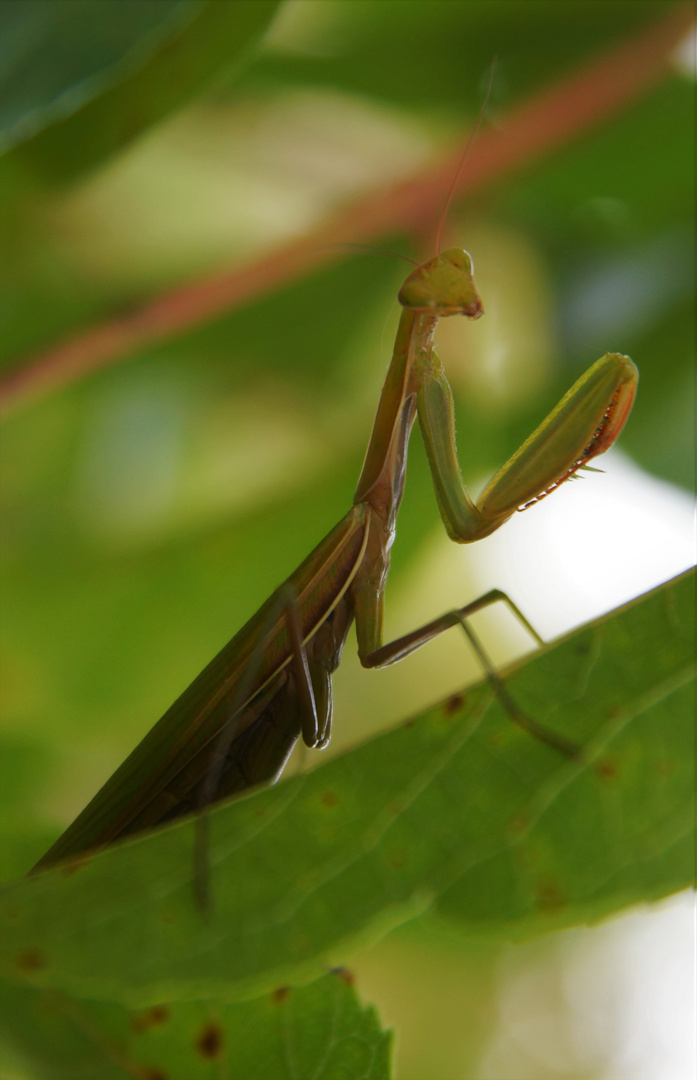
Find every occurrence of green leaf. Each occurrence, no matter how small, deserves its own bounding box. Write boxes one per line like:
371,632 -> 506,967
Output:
252,0 -> 665,112
0,969 -> 391,1080
1,569 -> 693,1005
1,0 -> 282,181
0,0 -> 195,149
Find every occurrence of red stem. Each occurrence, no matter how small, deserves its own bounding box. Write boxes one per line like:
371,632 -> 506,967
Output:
1,4 -> 692,413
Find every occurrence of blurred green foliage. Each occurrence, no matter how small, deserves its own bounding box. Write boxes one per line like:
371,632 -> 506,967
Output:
0,2 -> 694,1077
0,0 -> 283,177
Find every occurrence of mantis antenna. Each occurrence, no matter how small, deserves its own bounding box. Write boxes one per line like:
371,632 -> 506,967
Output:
434,57 -> 497,256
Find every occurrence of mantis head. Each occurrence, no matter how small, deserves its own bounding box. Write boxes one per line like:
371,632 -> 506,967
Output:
398,248 -> 484,319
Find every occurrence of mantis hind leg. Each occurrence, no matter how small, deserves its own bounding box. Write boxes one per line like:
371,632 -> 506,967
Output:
360,589 -> 580,760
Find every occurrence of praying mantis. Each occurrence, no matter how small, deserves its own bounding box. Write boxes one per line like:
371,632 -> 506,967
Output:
32,238 -> 638,874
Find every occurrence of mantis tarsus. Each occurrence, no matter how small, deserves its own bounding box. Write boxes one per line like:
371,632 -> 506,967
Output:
33,246 -> 638,873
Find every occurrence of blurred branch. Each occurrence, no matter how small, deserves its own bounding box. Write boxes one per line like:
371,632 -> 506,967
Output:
0,3 -> 692,413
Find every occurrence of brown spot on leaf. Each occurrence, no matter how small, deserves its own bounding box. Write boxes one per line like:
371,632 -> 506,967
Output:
142,1070 -> 168,1080
537,879 -> 566,913
3,906 -> 20,920
196,1022 -> 223,1059
272,986 -> 290,1004
595,757 -> 619,781
321,790 -> 338,808
444,693 -> 464,716
15,948 -> 46,972
655,757 -> 675,778
331,966 -> 355,986
387,849 -> 407,869
131,1005 -> 170,1034
575,641 -> 590,656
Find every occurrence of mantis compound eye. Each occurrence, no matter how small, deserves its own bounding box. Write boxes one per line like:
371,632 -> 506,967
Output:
397,273 -> 434,310
442,248 -> 474,274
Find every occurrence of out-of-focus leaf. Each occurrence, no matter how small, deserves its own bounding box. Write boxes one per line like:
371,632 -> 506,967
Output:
0,969 -> 391,1080
1,570 -> 692,1004
0,0 -> 195,150
0,0 -> 282,181
252,0 -> 666,112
